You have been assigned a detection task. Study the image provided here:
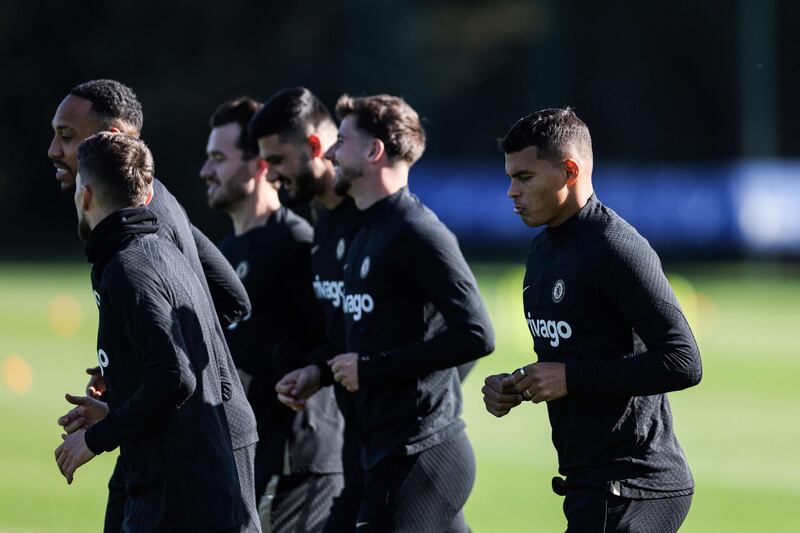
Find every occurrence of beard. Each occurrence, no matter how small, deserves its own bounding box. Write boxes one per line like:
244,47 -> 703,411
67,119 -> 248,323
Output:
208,166 -> 250,211
77,213 -> 91,242
333,164 -> 360,197
282,167 -> 320,207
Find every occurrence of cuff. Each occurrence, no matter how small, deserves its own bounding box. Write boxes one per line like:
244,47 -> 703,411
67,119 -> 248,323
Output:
84,423 -> 109,455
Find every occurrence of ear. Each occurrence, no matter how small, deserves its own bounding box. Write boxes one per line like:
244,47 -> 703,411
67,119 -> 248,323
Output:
367,139 -> 385,163
252,157 -> 268,180
307,134 -> 324,158
80,184 -> 93,211
564,159 -> 580,185
108,126 -> 122,134
144,186 -> 154,206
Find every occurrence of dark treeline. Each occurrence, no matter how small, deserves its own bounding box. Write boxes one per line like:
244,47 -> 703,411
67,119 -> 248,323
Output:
1,0 -> 796,257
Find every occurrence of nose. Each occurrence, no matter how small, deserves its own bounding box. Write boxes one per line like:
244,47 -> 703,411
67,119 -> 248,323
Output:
48,136 -> 62,160
507,180 -> 520,198
199,159 -> 213,179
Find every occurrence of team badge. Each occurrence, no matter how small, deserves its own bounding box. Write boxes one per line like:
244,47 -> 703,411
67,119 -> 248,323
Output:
93,290 -> 101,308
336,237 -> 346,260
236,260 -> 250,280
360,256 -> 370,279
552,279 -> 565,303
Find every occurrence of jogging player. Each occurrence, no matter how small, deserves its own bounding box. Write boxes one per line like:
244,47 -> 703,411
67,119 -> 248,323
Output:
55,132 -> 244,531
251,87 -> 363,533
201,96 -> 344,533
326,94 -> 495,532
482,108 -> 702,532
50,79 -> 260,532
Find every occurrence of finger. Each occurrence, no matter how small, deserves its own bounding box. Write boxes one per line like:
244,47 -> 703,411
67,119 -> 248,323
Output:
512,375 -> 535,393
275,380 -> 296,394
486,405 -> 510,418
56,447 -> 69,474
64,418 -> 87,434
65,460 -> 76,484
86,367 -> 101,376
65,393 -> 89,406
482,385 -> 522,403
58,408 -> 79,426
87,386 -> 103,398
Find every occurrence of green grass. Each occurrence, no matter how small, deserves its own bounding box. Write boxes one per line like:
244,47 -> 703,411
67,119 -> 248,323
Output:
1,262 -> 798,531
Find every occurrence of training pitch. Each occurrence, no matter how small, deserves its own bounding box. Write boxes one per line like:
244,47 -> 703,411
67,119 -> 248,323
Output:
0,261 -> 797,532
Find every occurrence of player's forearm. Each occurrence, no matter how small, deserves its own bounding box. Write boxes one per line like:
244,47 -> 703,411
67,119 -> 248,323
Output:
565,338 -> 702,397
193,224 -> 251,326
359,323 -> 494,383
84,370 -> 187,454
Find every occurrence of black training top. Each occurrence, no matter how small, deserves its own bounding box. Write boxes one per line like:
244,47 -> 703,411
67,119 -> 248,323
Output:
522,195 -> 702,498
84,209 -> 242,531
149,178 -> 258,449
219,206 -> 342,475
342,188 -> 495,469
308,196 -> 360,382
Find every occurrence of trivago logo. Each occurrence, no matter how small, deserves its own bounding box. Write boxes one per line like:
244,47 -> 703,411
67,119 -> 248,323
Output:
526,312 -> 572,347
343,293 -> 374,321
312,276 -> 345,308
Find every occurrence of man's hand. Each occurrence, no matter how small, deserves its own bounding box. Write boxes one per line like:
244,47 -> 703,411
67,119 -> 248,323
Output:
511,363 -> 568,403
237,368 -> 254,397
85,367 -> 106,398
482,373 -> 523,417
275,365 -> 322,411
328,353 -> 358,392
57,393 -> 109,434
54,428 -> 96,484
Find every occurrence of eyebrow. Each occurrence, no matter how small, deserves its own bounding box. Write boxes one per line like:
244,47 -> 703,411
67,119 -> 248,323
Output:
508,170 -> 533,178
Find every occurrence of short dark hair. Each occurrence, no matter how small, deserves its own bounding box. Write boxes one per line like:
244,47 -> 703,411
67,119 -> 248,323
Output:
499,107 -> 592,162
69,79 -> 144,134
77,132 -> 154,208
335,94 -> 426,165
210,97 -> 262,159
248,87 -> 334,141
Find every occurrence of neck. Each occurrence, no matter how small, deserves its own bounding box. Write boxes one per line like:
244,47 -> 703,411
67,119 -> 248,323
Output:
229,187 -> 281,236
351,165 -> 409,210
315,168 -> 344,210
87,205 -> 117,231
548,182 -> 594,228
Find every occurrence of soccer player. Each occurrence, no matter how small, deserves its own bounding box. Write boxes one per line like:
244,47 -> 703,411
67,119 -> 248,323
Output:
49,80 -> 260,532
200,95 -> 344,533
55,132 -> 244,531
325,94 -> 495,532
482,108 -> 702,532
250,87 -> 363,533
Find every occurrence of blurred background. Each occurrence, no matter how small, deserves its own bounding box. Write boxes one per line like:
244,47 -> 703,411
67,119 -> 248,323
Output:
1,1 -> 798,531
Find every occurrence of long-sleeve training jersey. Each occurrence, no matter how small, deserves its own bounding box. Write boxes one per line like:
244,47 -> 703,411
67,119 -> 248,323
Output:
219,206 -> 342,476
523,194 -> 702,498
149,178 -> 257,449
84,208 -> 243,531
342,188 -> 495,469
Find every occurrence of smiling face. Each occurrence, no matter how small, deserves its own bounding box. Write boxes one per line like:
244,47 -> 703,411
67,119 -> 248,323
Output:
257,133 -> 319,206
504,145 -> 572,228
48,95 -> 105,192
200,123 -> 257,211
327,115 -> 371,195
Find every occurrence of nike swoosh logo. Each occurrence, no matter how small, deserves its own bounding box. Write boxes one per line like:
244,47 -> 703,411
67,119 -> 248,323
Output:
311,245 -> 321,254
522,285 -> 531,293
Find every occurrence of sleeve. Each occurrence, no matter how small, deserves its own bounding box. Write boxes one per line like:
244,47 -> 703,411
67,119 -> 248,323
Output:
192,224 -> 252,327
565,232 -> 703,397
85,275 -> 198,454
358,223 -> 495,384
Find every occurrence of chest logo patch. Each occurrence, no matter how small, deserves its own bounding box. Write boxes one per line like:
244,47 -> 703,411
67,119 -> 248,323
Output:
235,260 -> 250,280
552,279 -> 565,303
360,256 -> 370,279
336,238 -> 346,260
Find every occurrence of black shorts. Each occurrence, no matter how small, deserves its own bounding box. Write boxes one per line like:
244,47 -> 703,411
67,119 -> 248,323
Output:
357,430 -> 475,533
563,487 -> 692,533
